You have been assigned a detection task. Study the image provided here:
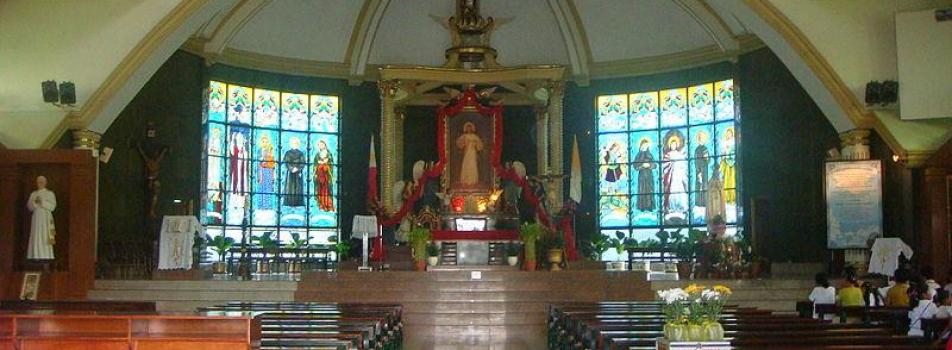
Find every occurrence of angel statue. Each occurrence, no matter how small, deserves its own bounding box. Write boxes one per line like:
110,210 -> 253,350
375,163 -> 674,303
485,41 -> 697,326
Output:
27,176 -> 56,260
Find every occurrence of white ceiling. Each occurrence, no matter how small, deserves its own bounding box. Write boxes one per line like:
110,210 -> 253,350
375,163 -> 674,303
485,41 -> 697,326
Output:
197,0 -> 748,68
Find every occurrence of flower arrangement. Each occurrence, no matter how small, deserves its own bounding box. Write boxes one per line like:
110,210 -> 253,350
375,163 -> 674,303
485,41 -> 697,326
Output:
658,284 -> 732,342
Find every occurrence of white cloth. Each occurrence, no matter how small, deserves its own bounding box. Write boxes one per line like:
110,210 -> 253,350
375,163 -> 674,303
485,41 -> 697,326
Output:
158,216 -> 201,270
809,286 -> 836,320
868,238 -> 913,277
27,188 -> 56,260
908,300 -> 938,336
352,215 -> 379,238
926,279 -> 941,299
936,305 -> 952,319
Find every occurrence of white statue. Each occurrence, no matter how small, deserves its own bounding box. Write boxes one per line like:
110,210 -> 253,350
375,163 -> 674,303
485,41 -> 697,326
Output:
27,176 -> 56,260
456,122 -> 484,186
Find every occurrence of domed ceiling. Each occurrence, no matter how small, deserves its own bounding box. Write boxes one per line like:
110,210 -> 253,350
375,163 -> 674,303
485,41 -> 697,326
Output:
186,0 -> 760,83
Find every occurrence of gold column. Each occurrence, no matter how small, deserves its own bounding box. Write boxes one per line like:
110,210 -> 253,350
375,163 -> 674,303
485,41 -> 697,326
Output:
394,105 -> 406,190
546,81 -> 565,211
379,80 -> 400,210
71,129 -> 102,157
839,128 -> 871,160
534,105 -> 549,176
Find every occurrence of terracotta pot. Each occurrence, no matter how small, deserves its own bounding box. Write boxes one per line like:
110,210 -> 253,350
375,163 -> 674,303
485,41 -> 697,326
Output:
525,260 -> 537,271
676,262 -> 693,280
211,262 -> 227,274
414,260 -> 427,271
547,249 -> 564,271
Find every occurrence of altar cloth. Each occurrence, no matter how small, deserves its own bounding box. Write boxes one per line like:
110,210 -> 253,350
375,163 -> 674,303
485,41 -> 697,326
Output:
158,215 -> 201,270
432,230 -> 519,241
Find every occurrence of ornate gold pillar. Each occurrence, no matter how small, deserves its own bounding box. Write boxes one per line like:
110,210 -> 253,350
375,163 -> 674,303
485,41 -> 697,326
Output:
546,81 -> 565,210
379,80 -> 400,210
394,105 -> 406,190
840,128 -> 871,160
534,105 -> 549,176
71,129 -> 101,157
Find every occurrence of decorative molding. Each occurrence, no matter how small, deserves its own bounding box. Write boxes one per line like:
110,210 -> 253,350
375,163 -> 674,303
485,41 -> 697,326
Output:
182,39 -> 362,80
589,35 -> 763,80
547,0 -> 592,85
41,0 -> 213,149
672,0 -> 740,53
346,0 -> 391,84
202,0 -> 271,63
378,65 -> 565,84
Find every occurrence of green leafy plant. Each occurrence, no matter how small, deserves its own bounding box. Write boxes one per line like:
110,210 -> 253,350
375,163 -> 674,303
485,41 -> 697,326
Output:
519,222 -> 544,262
206,234 -> 235,262
407,225 -> 432,262
288,232 -> 309,250
608,231 -> 627,256
251,231 -> 280,250
585,234 -> 610,261
328,235 -> 352,261
506,242 -> 522,257
426,243 -> 441,257
671,229 -> 702,261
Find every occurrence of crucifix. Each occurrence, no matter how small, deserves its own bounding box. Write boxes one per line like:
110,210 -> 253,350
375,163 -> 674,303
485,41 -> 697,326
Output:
137,122 -> 169,220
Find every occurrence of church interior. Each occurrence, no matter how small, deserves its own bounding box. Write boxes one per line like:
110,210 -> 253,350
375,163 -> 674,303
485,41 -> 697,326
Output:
2,0 -> 952,349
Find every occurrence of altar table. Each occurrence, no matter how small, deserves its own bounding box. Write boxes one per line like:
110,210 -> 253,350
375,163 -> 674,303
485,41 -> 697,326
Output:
431,230 -> 519,241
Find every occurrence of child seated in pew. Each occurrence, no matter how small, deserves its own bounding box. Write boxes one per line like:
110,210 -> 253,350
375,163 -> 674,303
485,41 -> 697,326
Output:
909,282 -> 939,336
810,273 -> 836,320
838,274 -> 865,307
887,269 -> 912,307
937,289 -> 952,319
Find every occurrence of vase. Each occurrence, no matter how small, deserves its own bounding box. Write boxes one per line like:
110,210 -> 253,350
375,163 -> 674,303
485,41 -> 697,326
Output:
211,262 -> 227,274
507,256 -> 519,266
426,256 -> 439,266
701,322 -> 725,341
685,324 -> 703,341
547,249 -> 564,271
663,323 -> 685,342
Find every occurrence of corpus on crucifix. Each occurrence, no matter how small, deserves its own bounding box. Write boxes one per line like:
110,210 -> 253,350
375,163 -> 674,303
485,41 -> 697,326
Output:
137,122 -> 169,219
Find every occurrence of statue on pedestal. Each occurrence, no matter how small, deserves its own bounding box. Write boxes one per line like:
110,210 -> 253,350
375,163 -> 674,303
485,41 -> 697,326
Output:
27,176 -> 56,260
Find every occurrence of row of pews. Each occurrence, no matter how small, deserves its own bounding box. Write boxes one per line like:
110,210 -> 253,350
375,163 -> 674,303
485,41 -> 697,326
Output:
200,302 -> 403,350
0,300 -> 402,350
548,301 -> 946,350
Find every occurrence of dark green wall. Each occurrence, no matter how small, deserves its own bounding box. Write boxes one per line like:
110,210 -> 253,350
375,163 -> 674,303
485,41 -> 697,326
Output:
100,47 -> 846,263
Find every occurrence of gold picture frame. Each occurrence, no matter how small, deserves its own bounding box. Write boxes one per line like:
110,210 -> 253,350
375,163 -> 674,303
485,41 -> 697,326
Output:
20,272 -> 40,301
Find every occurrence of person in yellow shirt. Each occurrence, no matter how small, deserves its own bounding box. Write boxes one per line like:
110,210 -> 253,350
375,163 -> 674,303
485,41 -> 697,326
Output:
838,276 -> 865,307
886,271 -> 911,308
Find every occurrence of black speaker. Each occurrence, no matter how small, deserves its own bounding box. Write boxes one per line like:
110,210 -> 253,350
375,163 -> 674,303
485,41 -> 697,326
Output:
864,81 -> 881,105
880,80 -> 898,104
59,81 -> 76,105
41,80 -> 58,103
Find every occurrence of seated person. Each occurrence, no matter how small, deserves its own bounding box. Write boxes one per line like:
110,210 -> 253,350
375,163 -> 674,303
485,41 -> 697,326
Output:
937,289 -> 952,319
909,283 -> 939,337
923,266 -> 941,300
887,270 -> 912,307
809,273 -> 836,320
838,275 -> 865,307
862,281 -> 885,307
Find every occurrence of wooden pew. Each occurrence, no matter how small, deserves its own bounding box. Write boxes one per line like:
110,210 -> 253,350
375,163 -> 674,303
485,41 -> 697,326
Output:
0,300 -> 155,312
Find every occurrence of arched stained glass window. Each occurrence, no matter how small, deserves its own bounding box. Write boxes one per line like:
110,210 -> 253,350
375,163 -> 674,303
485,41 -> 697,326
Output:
203,81 -> 340,248
596,79 -> 738,260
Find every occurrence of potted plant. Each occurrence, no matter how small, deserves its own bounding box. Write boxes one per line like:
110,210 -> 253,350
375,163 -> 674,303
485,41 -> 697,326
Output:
506,242 -> 521,266
584,234 -> 610,262
519,222 -> 544,271
426,243 -> 440,267
287,232 -> 309,273
672,229 -> 703,280
542,230 -> 565,271
407,225 -> 432,271
328,235 -> 352,269
206,234 -> 235,274
251,231 -> 280,274
607,231 -> 628,271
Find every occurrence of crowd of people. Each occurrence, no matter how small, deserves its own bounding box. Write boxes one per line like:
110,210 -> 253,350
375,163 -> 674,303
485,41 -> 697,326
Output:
808,266 -> 952,345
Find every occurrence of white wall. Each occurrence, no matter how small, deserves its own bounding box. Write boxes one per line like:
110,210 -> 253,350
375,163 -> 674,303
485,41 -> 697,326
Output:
896,8 -> 952,120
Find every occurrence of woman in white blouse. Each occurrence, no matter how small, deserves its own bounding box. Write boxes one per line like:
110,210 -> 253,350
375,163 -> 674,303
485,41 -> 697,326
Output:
809,273 -> 836,320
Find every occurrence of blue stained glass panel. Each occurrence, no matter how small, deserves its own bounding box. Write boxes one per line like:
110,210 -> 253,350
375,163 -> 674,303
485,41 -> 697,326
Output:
281,93 -> 309,131
309,134 -> 337,216
598,133 -> 628,165
630,166 -> 659,227
715,79 -> 735,121
690,192 -> 707,225
205,189 -> 224,225
207,123 -> 226,156
253,129 -> 279,161
309,194 -> 338,227
253,88 -> 279,127
227,85 -> 252,125
688,83 -> 714,124
599,195 -> 630,227
597,95 -> 628,132
688,124 -> 715,192
310,95 -> 339,133
208,81 -> 226,122
629,92 -> 658,130
659,88 -> 687,127
598,164 -> 628,195
661,191 -> 689,225
629,131 -> 660,163
252,194 -> 279,226
714,121 -> 736,156
224,193 -> 248,225
252,160 -> 279,194
225,126 -> 252,194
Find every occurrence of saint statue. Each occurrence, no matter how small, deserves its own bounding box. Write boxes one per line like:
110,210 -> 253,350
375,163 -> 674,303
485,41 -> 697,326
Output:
719,128 -> 736,205
313,140 -> 335,212
27,176 -> 56,260
693,131 -> 710,207
257,134 -> 276,209
456,122 -> 484,186
283,137 -> 305,207
633,138 -> 656,211
661,130 -> 689,217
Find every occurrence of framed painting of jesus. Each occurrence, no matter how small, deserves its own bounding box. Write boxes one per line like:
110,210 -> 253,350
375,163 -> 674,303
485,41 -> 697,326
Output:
445,111 -> 495,193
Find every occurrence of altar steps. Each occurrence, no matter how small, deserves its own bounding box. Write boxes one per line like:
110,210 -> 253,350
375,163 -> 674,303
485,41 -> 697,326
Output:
87,280 -> 297,312
650,278 -> 815,312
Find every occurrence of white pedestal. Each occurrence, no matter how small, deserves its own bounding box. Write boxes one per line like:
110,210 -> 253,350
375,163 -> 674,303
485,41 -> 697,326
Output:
656,338 -> 732,350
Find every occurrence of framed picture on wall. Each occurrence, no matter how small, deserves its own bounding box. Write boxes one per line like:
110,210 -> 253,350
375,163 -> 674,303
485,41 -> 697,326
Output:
20,272 -> 40,301
825,160 -> 883,249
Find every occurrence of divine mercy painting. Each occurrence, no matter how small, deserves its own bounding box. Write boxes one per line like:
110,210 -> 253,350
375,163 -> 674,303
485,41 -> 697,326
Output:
448,112 -> 493,192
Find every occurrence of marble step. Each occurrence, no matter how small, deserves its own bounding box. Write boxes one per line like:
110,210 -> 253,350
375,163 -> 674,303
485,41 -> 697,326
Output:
403,324 -> 546,350
296,290 -> 641,303
88,288 -> 296,302
404,311 -> 545,326
94,279 -> 298,291
400,301 -> 549,314
300,270 -> 648,282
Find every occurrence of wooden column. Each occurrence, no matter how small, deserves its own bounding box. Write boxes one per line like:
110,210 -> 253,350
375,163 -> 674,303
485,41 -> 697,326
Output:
919,167 -> 951,282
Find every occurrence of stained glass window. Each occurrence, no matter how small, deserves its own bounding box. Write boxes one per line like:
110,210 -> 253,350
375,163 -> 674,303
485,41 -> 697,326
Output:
596,79 -> 738,250
203,81 -> 340,248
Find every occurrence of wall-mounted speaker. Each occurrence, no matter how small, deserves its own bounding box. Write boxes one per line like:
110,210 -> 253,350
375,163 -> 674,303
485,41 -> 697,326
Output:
41,80 -> 59,103
59,82 -> 76,105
